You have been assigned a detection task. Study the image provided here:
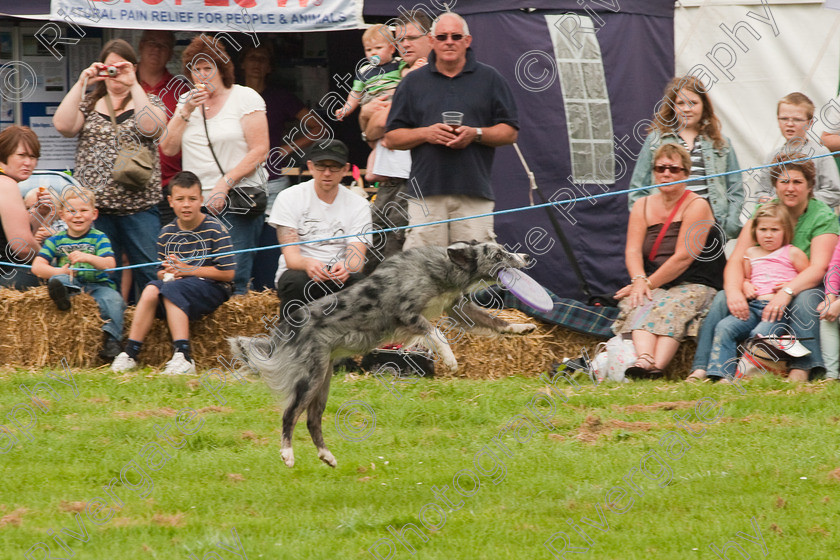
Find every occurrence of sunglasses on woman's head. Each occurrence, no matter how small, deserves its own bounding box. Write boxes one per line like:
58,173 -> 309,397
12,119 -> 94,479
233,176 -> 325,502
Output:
653,165 -> 686,174
434,33 -> 465,41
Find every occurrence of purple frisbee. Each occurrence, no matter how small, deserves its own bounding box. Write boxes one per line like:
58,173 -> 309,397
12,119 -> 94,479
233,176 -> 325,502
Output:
497,268 -> 554,312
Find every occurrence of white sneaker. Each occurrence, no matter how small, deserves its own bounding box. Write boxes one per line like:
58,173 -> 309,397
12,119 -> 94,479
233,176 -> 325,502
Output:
111,352 -> 137,373
162,352 -> 196,375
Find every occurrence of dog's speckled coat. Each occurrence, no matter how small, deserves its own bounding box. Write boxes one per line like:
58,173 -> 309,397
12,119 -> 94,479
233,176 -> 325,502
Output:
230,242 -> 536,467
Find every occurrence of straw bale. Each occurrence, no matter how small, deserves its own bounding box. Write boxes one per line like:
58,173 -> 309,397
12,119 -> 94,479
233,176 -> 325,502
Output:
0,287 -> 103,368
0,290 -> 696,379
443,309 -> 602,379
441,309 -> 696,380
126,289 -> 279,367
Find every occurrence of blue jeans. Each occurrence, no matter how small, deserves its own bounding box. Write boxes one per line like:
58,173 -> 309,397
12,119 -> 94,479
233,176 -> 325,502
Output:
223,212 -> 263,295
95,207 -> 160,300
707,300 -> 786,378
265,176 -> 291,216
52,274 -> 126,340
693,289 -> 824,376
252,177 -> 291,292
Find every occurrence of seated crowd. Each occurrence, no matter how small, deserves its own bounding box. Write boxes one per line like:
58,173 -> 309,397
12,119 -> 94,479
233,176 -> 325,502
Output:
618,75 -> 840,383
3,10 -> 840,383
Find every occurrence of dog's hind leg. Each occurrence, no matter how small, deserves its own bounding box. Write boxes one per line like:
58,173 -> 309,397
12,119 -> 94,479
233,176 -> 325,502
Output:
306,367 -> 337,468
280,377 -> 313,468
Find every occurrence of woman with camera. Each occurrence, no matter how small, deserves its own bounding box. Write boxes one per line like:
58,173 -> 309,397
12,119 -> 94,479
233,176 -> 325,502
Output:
53,39 -> 167,300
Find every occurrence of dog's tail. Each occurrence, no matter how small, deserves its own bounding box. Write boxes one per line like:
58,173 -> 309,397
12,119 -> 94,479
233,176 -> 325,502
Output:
228,335 -> 296,395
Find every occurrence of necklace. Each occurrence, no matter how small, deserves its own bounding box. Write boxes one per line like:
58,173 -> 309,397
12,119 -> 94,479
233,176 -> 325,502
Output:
203,88 -> 229,117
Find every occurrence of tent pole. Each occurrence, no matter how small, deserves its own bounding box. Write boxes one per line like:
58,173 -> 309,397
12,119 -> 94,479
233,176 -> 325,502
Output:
511,142 -> 594,300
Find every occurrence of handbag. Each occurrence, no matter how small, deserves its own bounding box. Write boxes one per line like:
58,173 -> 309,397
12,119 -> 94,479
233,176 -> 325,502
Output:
360,345 -> 435,378
104,95 -> 154,192
736,334 -> 811,378
562,335 -> 634,383
592,335 -> 636,382
202,106 -> 267,217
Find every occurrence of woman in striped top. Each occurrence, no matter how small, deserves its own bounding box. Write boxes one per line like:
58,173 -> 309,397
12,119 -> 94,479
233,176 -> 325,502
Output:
628,76 -> 744,239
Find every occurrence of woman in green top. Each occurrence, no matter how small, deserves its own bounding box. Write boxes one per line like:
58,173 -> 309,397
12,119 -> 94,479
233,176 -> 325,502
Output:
688,154 -> 839,382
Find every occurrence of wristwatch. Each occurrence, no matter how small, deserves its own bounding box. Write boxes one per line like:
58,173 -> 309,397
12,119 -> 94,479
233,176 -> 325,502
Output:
782,287 -> 794,297
474,127 -> 483,143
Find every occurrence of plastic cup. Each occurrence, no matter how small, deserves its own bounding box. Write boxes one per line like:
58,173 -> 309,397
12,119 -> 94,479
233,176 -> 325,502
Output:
442,111 -> 463,127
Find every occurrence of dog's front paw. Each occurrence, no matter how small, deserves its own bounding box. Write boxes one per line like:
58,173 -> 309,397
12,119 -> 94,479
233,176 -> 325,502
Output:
318,448 -> 337,468
281,447 -> 295,468
505,323 -> 537,335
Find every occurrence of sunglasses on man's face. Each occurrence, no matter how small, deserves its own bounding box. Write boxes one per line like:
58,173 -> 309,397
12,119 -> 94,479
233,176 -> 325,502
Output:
653,165 -> 686,174
434,33 -> 465,42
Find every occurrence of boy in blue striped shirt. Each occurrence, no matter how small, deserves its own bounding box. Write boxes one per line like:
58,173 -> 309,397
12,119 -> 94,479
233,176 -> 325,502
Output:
111,171 -> 236,375
31,187 -> 126,360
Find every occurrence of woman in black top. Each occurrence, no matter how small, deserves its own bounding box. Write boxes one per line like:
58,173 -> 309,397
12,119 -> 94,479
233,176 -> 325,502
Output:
0,125 -> 48,289
613,143 -> 725,377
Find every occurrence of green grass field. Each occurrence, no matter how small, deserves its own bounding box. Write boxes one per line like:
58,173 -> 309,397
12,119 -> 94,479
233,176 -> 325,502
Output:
1,366 -> 839,559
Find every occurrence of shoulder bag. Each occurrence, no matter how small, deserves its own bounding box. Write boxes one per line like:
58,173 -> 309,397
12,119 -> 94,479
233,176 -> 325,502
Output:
202,106 -> 267,217
104,95 -> 155,192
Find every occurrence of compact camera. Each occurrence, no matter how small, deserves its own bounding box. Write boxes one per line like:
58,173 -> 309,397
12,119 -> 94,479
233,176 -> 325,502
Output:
97,66 -> 119,77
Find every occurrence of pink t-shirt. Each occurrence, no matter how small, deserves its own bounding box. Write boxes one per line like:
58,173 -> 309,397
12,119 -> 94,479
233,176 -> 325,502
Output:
825,240 -> 840,294
750,245 -> 798,296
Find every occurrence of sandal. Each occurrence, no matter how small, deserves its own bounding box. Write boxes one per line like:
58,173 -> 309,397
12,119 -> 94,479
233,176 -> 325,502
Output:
625,354 -> 659,379
625,366 -> 665,379
634,353 -> 655,369
685,370 -> 707,383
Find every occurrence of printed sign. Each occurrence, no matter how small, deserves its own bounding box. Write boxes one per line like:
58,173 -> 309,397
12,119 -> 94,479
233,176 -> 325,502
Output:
49,0 -> 364,33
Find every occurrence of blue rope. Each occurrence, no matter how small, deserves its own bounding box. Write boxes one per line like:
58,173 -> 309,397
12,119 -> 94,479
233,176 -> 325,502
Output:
4,150 -> 837,273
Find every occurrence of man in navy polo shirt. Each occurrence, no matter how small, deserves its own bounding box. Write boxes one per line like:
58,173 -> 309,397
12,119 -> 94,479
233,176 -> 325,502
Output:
385,12 -> 518,249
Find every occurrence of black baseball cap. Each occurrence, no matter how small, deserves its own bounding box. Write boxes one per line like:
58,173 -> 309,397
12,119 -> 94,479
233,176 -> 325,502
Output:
307,139 -> 349,166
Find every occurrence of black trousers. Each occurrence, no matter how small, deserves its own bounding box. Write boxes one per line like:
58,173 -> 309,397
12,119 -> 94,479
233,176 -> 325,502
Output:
275,269 -> 364,313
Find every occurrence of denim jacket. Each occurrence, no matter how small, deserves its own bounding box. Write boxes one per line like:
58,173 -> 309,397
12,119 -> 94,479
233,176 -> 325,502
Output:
628,131 -> 745,239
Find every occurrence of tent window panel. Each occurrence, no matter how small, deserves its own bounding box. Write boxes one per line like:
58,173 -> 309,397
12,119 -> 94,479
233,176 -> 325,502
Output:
582,63 -> 609,99
570,145 -> 593,179
592,142 -> 615,182
566,102 -> 591,141
589,102 -> 612,138
558,62 -> 585,99
546,14 -> 615,185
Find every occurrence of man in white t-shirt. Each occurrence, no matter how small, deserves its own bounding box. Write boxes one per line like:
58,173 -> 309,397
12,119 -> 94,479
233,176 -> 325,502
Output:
268,139 -> 372,311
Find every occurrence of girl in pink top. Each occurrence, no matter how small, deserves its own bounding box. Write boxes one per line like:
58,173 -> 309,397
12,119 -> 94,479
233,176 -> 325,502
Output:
707,202 -> 808,379
818,236 -> 840,378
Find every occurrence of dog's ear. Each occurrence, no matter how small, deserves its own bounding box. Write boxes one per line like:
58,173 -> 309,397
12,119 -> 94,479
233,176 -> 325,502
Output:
447,242 -> 476,270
